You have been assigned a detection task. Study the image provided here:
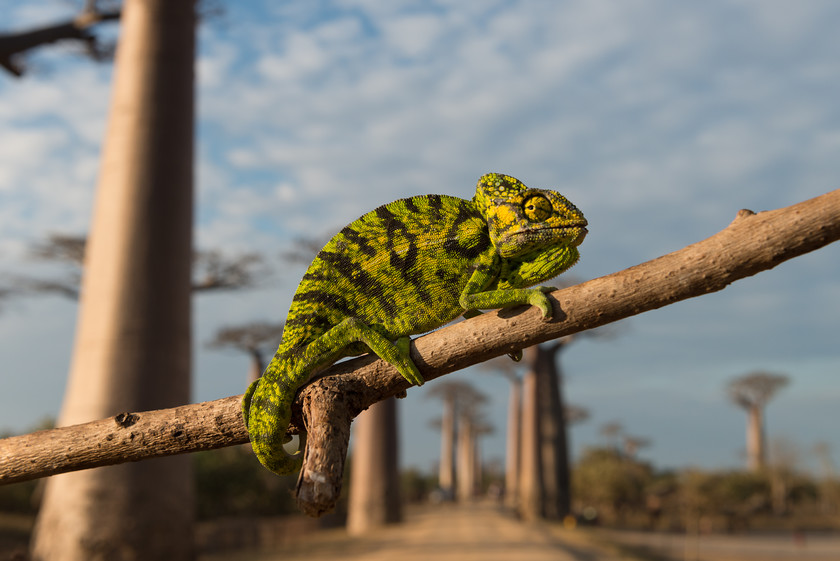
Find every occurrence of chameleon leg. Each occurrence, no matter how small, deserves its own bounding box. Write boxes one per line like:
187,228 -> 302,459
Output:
300,318 -> 425,386
459,255 -> 556,320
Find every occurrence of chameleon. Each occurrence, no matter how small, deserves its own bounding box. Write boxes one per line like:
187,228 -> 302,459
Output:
242,172 -> 587,476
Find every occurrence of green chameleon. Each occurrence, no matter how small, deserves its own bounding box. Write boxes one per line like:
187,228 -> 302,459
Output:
242,172 -> 587,475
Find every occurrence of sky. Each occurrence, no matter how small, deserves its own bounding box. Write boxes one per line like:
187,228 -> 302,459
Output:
1,0 -> 839,475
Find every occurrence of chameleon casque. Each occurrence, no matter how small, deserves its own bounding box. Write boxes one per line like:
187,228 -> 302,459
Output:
242,172 -> 587,475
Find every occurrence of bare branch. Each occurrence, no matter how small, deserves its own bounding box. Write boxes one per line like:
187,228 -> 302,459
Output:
0,5 -> 120,77
564,404 -> 590,425
1,188 -> 839,516
13,234 -> 269,298
206,321 -> 284,353
192,250 -> 267,291
30,234 -> 86,265
280,236 -> 329,265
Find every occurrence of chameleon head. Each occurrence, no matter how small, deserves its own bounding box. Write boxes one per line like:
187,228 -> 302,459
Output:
474,173 -> 588,259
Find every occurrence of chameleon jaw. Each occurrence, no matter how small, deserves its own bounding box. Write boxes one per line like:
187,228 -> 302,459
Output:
496,224 -> 588,257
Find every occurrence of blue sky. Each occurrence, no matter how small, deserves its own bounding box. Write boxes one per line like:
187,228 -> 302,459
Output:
1,0 -> 839,474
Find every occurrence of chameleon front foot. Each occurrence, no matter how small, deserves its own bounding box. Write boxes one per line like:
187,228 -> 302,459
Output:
529,285 -> 557,321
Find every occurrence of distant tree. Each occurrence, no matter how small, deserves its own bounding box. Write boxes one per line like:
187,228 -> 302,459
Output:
346,397 -> 402,534
482,356 -> 523,508
454,387 -> 488,502
471,419 -> 494,495
4,233 -> 266,301
425,380 -> 485,500
280,236 -> 328,264
206,321 -> 284,385
728,371 -> 790,471
600,421 -> 624,451
504,374 -> 522,508
515,324 -> 617,522
572,447 -> 653,524
622,435 -> 652,459
564,404 -> 590,424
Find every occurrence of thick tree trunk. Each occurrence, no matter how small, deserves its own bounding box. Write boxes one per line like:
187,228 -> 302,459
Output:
746,405 -> 765,471
456,414 -> 474,502
438,394 -> 455,499
30,1 -> 195,560
346,397 -> 402,535
518,362 -> 543,520
535,343 -> 571,520
503,378 -> 521,509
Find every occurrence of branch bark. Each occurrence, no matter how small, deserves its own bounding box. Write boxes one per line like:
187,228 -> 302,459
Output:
2,188 -> 839,515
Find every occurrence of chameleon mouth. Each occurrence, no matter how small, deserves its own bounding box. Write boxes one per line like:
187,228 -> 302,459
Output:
548,223 -> 588,246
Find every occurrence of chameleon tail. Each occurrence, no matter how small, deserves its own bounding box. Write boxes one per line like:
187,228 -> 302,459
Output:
243,377 -> 305,475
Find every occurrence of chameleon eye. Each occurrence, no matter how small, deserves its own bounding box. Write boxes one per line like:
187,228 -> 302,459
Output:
523,195 -> 552,222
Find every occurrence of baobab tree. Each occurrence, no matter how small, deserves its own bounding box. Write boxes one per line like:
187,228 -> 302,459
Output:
207,321 -> 284,385
425,380 -> 486,500
504,373 -> 522,508
728,371 -> 790,471
30,1 -> 197,559
346,397 -> 402,534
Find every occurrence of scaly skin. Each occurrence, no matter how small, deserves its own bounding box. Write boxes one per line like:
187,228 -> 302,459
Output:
242,173 -> 587,475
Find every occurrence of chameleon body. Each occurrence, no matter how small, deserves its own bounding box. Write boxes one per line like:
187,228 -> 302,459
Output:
242,173 -> 587,475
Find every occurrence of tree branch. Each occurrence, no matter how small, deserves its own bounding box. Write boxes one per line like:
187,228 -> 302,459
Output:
0,9 -> 120,77
1,188 -> 839,515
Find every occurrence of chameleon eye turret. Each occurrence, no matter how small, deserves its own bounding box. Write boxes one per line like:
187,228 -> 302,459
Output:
523,194 -> 552,222
243,172 -> 586,476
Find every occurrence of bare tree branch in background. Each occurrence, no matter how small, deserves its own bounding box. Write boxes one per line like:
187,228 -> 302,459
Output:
192,249 -> 267,292
564,404 -> 589,425
0,234 -> 269,301
207,321 -> 284,385
280,236 -> 329,265
0,1 -> 121,77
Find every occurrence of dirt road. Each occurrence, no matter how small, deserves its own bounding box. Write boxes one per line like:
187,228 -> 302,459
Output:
202,502 -> 840,561
203,502 -> 622,561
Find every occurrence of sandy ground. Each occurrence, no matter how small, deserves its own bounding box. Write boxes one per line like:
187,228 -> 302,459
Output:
201,502 -> 637,561
201,502 -> 840,561
599,527 -> 840,561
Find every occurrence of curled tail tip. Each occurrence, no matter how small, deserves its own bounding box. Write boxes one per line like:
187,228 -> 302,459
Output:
251,432 -> 306,476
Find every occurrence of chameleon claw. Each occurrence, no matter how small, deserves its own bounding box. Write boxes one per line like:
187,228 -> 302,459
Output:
528,289 -> 554,321
507,349 -> 523,362
394,337 -> 425,386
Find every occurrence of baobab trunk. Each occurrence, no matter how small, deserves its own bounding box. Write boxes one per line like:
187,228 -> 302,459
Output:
518,364 -> 543,520
456,414 -> 475,501
535,343 -> 571,519
438,394 -> 455,498
504,378 -> 521,509
346,397 -> 402,535
747,405 -> 765,471
31,1 -> 195,560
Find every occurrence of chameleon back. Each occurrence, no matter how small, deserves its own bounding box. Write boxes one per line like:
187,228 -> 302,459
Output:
280,194 -> 492,355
